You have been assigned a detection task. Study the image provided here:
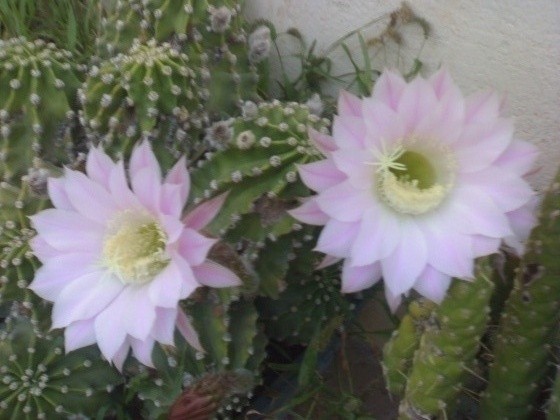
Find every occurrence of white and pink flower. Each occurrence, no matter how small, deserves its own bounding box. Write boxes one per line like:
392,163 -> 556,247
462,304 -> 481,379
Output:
29,141 -> 240,369
290,69 -> 538,310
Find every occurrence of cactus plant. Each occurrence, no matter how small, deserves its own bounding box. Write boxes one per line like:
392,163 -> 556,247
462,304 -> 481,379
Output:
0,37 -> 82,181
190,100 -> 330,237
0,316 -> 121,419
479,170 -> 560,419
399,258 -> 494,419
382,298 -> 436,397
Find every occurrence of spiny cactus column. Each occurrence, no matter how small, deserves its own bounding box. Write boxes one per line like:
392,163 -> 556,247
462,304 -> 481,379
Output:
0,317 -> 121,418
0,180 -> 46,312
0,38 -> 82,181
382,299 -> 436,397
191,100 -> 330,237
548,366 -> 560,420
479,172 -> 560,419
82,39 -> 204,163
399,258 -> 494,419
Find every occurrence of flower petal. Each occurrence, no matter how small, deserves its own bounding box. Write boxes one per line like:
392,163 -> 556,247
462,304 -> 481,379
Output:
381,219 -> 428,296
315,181 -> 370,222
148,262 -> 184,308
341,260 -> 381,293
86,146 -> 115,188
337,90 -> 362,117
192,260 -> 242,288
165,156 -> 190,203
65,318 -> 96,352
413,266 -> 452,303
151,308 -> 177,345
316,219 -> 360,258
178,228 -> 217,266
289,198 -> 329,226
298,160 -> 346,192
177,310 -> 203,352
47,177 -> 73,210
129,140 -> 161,182
308,128 -> 337,155
183,192 -> 228,230
371,69 -> 407,110
131,166 -> 162,214
130,336 -> 155,368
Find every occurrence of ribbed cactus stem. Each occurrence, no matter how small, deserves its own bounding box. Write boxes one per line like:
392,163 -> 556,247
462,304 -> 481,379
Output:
548,366 -> 560,420
382,298 -> 436,397
399,258 -> 494,419
480,170 -> 560,419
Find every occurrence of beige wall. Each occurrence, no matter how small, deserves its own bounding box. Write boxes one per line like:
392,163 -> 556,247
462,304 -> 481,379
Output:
244,0 -> 560,190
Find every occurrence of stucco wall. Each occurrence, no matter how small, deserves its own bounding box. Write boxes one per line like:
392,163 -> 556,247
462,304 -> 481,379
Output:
244,0 -> 560,190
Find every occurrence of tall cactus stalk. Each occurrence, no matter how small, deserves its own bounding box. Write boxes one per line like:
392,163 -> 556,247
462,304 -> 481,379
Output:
399,258 -> 494,419
479,171 -> 560,419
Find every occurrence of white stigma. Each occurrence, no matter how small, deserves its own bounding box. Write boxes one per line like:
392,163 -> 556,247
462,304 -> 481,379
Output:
102,211 -> 169,284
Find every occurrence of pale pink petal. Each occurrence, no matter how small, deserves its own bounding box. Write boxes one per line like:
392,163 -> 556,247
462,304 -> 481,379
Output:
331,149 -> 372,190
124,287 -> 157,340
361,99 -> 406,147
397,77 -> 439,132
428,68 -> 455,99
192,260 -> 242,288
183,192 -> 228,230
86,146 -> 115,189
460,167 -> 534,212
29,236 -> 63,262
94,302 -> 128,362
130,337 -> 155,368
178,228 -> 217,266
165,156 -> 190,203
65,318 -> 96,352
455,119 -> 515,172
384,287 -> 402,313
47,177 -> 74,210
172,254 -> 202,297
308,128 -> 337,155
159,214 -> 184,243
129,140 -> 161,182
471,235 -> 501,257
108,160 -> 142,210
315,181 -> 370,222
160,183 -> 184,218
413,266 -> 453,303
464,90 -> 503,124
372,69 -> 407,110
316,219 -> 360,258
450,186 -> 514,238
337,90 -> 362,117
350,207 -> 401,266
151,308 -> 177,345
298,160 -> 346,192
504,197 -> 539,254
316,254 -> 341,269
64,169 -> 117,224
494,139 -> 539,176
131,166 -> 162,214
341,260 -> 381,293
332,116 -> 367,149
112,341 -> 130,371
52,272 -> 124,328
381,219 -> 428,296
30,209 -> 104,252
289,198 -> 329,226
148,262 -> 184,308
422,221 -> 475,278
177,311 -> 203,352
29,252 -> 97,301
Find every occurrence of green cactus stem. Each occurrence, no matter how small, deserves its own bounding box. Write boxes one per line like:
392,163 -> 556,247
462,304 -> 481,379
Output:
0,37 -> 82,180
479,171 -> 560,419
0,317 -> 122,419
0,180 -> 46,311
548,366 -> 560,420
382,299 -> 436,397
82,39 -> 204,163
399,258 -> 494,419
190,100 -> 330,237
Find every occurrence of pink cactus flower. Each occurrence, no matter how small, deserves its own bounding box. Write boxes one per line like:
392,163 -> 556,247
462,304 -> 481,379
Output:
29,141 -> 240,369
290,69 -> 538,310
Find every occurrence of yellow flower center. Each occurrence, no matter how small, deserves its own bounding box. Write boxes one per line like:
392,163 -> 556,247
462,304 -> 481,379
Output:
102,211 -> 169,284
370,141 -> 455,215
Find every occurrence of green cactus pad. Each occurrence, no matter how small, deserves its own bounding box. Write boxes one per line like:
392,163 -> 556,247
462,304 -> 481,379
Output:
399,258 -> 494,419
382,299 -> 436,397
0,317 -> 122,419
0,37 -> 82,180
190,100 -> 330,236
480,171 -> 560,419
